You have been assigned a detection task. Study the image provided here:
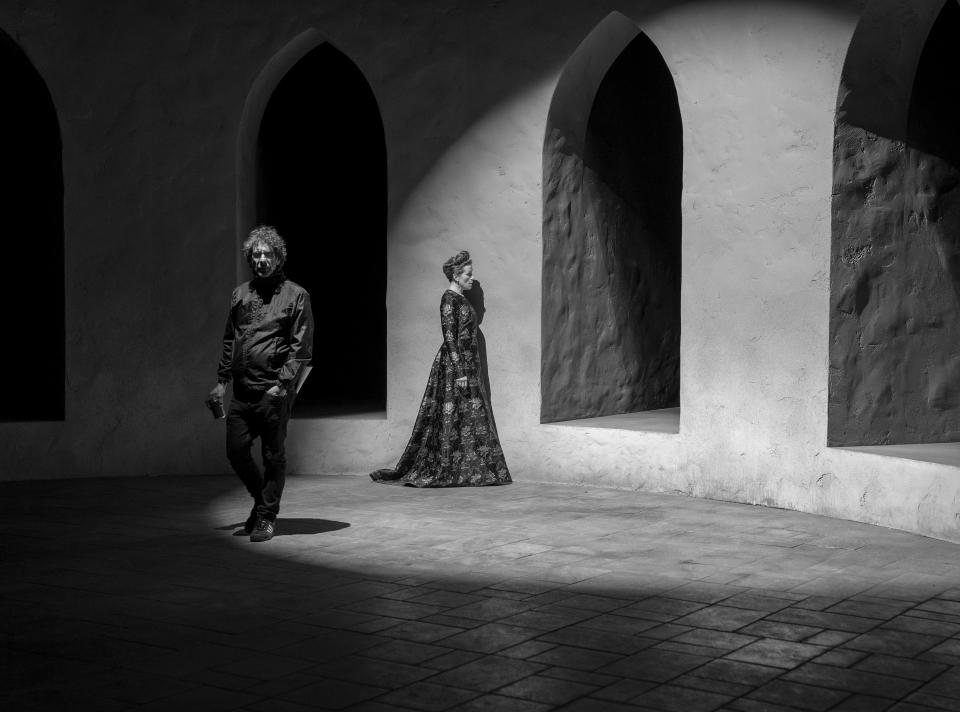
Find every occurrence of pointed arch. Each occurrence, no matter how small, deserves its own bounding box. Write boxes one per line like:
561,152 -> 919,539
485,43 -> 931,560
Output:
829,0 -> 960,445
237,31 -> 387,417
0,29 -> 64,422
836,0 -> 946,141
541,12 -> 682,425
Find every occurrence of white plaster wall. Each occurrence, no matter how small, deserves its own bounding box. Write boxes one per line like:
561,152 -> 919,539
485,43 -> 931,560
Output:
6,0 -> 960,542
659,1 -> 850,502
296,3 -> 846,494
298,0 -> 960,542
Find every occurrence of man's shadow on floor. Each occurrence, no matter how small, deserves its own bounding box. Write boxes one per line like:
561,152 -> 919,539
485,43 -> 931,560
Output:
216,519 -> 350,536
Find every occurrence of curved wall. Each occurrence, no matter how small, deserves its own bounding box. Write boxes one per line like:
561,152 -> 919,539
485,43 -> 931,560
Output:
10,0 -> 960,543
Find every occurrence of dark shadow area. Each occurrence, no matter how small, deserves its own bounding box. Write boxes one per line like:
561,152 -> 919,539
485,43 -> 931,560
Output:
3,474 -> 960,711
909,1 -> 960,315
541,13 -> 681,424
464,279 -> 493,408
256,43 -> 386,419
272,518 -> 351,535
835,1 -> 941,141
906,1 -> 960,167
582,33 -> 682,409
0,29 -> 63,422
829,0 -> 960,446
218,518 -> 350,535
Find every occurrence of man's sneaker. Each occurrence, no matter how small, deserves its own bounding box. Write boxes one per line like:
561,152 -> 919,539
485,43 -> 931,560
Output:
243,507 -> 258,534
250,517 -> 276,542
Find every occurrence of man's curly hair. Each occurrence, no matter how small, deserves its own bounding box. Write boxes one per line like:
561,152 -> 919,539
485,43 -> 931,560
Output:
243,225 -> 287,269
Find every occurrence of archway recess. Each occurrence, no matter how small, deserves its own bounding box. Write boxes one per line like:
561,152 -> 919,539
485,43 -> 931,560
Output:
829,0 -> 960,446
541,12 -> 682,426
0,29 -> 64,422
238,32 -> 387,418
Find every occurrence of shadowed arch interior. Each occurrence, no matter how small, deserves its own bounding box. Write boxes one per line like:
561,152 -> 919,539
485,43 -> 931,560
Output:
829,0 -> 960,445
254,42 -> 387,418
541,13 -> 681,424
0,29 -> 64,422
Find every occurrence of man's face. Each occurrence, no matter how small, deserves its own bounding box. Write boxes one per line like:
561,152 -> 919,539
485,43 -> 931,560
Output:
251,242 -> 277,278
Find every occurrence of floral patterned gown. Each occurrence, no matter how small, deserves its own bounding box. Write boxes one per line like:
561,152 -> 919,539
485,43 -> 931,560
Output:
370,289 -> 512,487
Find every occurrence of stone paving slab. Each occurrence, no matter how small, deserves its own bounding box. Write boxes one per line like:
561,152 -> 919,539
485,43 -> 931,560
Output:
3,474 -> 960,711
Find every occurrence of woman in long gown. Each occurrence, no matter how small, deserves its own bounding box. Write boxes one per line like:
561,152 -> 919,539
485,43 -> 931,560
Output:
370,250 -> 511,487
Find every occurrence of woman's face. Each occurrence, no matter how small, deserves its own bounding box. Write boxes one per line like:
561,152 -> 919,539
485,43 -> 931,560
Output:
455,263 -> 474,291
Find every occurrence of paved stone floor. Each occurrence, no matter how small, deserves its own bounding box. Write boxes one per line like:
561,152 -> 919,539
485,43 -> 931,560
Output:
4,475 -> 960,711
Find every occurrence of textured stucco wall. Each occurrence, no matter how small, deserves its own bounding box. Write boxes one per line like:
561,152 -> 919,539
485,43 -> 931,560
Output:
541,25 -> 682,423
10,0 -> 960,543
830,130 -> 960,446
830,0 -> 960,446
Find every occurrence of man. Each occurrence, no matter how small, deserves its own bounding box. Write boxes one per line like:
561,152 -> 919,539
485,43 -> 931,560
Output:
208,225 -> 313,542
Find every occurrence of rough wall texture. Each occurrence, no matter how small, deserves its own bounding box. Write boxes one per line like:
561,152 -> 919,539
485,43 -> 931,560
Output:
11,0 -> 960,544
830,128 -> 960,445
830,0 -> 960,446
541,31 -> 681,423
542,136 -> 681,422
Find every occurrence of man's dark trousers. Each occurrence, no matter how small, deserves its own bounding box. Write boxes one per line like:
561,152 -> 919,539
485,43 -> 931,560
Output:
226,386 -> 293,521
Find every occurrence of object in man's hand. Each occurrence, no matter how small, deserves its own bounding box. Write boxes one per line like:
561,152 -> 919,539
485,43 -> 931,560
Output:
208,399 -> 226,420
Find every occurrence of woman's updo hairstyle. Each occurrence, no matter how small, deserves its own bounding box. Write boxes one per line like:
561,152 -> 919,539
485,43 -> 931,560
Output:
442,250 -> 472,281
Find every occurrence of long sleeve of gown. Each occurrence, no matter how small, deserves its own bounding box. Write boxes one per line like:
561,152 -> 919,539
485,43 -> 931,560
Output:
441,295 -> 465,381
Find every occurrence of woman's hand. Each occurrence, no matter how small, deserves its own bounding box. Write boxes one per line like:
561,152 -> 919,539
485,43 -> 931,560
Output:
456,376 -> 467,389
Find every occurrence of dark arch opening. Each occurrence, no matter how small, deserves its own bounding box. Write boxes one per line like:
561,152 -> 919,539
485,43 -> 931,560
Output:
255,42 -> 387,418
0,30 -> 64,422
829,0 -> 960,446
541,13 -> 681,425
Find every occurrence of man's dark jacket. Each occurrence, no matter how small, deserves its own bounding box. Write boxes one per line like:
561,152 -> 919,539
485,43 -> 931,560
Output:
218,271 -> 313,394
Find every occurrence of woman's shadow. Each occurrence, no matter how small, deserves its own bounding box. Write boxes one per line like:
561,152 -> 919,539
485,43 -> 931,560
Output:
465,280 -> 500,433
218,519 -> 350,536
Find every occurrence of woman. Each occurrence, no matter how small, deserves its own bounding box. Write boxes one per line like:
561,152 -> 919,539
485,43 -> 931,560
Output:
371,250 -> 512,487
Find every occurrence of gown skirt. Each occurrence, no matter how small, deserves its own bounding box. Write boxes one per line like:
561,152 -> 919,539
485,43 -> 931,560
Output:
370,290 -> 511,487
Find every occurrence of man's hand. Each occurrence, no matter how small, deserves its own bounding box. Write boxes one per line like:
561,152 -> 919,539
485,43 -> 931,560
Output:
455,376 -> 467,389
266,384 -> 284,400
208,382 -> 226,405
